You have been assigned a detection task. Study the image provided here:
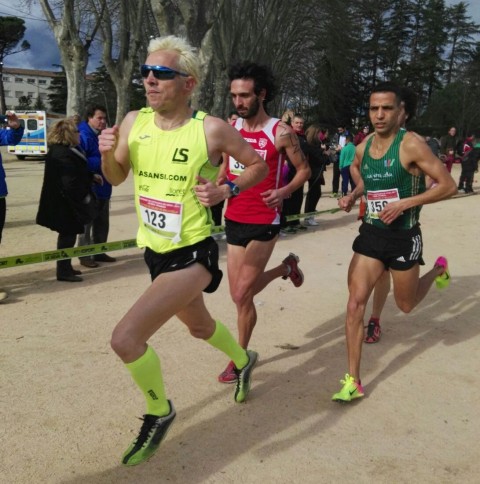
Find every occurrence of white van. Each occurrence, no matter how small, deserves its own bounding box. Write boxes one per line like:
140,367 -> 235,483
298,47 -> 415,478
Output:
8,110 -> 48,160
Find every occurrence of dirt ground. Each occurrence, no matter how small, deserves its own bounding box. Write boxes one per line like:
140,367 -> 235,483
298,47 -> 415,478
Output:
1,147 -> 479,484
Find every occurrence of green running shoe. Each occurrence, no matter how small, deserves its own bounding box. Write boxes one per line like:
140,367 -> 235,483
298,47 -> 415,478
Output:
234,350 -> 258,403
122,400 -> 176,466
332,374 -> 364,402
434,256 -> 450,289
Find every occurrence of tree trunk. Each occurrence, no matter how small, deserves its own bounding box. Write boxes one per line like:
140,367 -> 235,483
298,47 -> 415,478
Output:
60,46 -> 88,116
0,61 -> 6,113
97,0 -> 146,123
38,0 -> 104,116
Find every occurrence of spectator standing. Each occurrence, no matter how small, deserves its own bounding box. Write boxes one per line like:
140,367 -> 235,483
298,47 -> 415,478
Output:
462,133 -> 474,156
228,112 -> 239,124
0,111 -> 24,302
354,125 -> 369,146
443,151 -> 456,173
303,124 -> 329,226
459,137 -> 480,193
458,134 -> 474,191
282,114 -> 309,232
339,133 -> 356,196
77,105 -> 116,268
331,125 -> 348,197
36,119 -> 99,282
440,126 -> 462,173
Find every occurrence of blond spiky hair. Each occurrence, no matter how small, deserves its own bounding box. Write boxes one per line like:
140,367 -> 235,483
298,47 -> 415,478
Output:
147,35 -> 201,84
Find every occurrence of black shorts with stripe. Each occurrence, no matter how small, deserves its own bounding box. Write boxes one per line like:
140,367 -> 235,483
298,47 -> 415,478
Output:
352,222 -> 425,271
144,237 -> 223,293
224,218 -> 281,247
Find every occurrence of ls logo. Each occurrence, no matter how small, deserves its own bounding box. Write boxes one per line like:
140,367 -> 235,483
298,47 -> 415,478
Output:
172,148 -> 189,163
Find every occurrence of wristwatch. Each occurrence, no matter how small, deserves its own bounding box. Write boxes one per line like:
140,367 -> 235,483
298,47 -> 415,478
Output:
225,180 -> 240,197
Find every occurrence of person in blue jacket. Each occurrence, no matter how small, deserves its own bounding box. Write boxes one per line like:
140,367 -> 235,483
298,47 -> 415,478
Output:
77,105 -> 116,267
0,111 -> 25,302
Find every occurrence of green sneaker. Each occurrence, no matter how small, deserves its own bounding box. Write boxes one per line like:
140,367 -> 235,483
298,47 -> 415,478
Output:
122,400 -> 176,466
332,374 -> 364,402
434,256 -> 450,289
234,350 -> 258,403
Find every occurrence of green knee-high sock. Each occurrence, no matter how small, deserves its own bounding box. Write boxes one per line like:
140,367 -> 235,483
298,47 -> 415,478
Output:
206,320 -> 248,369
125,345 -> 171,417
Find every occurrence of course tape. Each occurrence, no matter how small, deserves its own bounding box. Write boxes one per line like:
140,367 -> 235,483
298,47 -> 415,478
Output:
0,207 -> 341,270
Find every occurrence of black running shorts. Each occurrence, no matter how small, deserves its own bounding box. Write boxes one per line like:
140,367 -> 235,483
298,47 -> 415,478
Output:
144,237 -> 223,293
352,222 -> 425,271
224,218 -> 281,247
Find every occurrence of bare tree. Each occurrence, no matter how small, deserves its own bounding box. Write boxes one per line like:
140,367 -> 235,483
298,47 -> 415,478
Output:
36,0 -> 105,115
149,0 -> 223,110
148,0 -> 316,117
92,0 -> 147,123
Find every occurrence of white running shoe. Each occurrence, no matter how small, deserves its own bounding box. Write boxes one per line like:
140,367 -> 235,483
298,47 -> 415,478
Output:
304,217 -> 319,226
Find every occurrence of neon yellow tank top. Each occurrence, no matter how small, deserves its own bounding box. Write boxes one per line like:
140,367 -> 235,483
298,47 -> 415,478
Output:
128,108 -> 217,253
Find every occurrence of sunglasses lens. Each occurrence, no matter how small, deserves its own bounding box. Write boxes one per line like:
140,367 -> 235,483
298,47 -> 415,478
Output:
140,65 -> 176,80
155,70 -> 176,80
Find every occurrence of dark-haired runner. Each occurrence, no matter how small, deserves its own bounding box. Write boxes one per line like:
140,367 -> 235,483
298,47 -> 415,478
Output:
217,61 -> 310,383
334,82 -> 457,402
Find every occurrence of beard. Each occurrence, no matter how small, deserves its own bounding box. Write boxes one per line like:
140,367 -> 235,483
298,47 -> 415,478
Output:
239,97 -> 261,119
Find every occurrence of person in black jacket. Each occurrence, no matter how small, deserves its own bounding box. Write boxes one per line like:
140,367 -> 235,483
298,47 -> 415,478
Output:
460,139 -> 480,193
303,124 -> 329,225
36,119 -> 100,282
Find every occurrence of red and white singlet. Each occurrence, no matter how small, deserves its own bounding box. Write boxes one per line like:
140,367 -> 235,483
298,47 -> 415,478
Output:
225,117 -> 285,224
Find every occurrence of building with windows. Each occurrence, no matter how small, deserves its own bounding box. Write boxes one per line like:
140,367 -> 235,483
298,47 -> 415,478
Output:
1,67 -> 61,111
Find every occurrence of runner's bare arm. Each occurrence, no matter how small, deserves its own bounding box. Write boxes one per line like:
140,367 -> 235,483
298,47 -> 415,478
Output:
260,122 -> 310,208
377,133 -> 457,224
279,122 -> 310,195
401,133 -> 456,205
100,111 -> 138,186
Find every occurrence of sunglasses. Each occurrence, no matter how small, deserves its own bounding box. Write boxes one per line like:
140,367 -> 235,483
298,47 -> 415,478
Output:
140,64 -> 189,80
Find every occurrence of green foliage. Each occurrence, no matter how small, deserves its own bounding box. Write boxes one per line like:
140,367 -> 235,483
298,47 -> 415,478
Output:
85,64 -> 146,124
444,1 -> 479,83
41,0 -> 480,135
86,64 -> 116,125
305,0 -> 480,134
420,42 -> 480,135
0,16 -> 30,62
310,1 -> 360,126
47,72 -> 67,114
34,95 -> 46,111
15,94 -> 32,110
0,16 -> 30,112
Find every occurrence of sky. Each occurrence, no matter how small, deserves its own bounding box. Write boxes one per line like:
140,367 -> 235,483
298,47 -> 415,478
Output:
1,1 -> 480,72
0,1 -> 98,72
